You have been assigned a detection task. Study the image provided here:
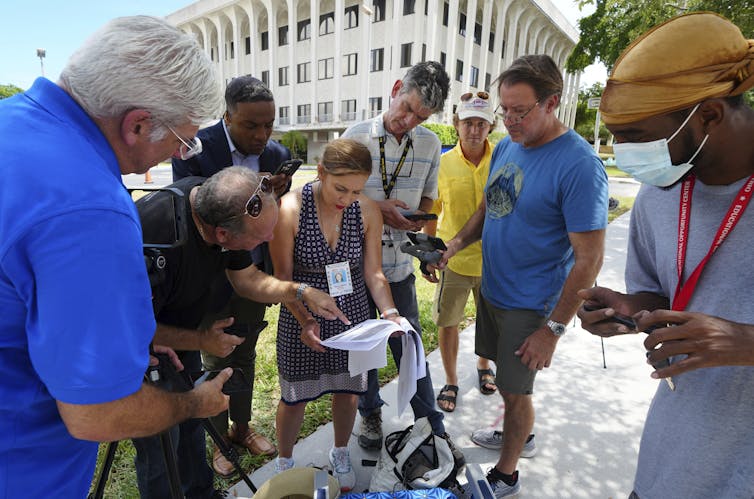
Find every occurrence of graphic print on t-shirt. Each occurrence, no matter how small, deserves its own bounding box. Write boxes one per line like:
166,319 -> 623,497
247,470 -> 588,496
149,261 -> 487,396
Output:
486,162 -> 523,219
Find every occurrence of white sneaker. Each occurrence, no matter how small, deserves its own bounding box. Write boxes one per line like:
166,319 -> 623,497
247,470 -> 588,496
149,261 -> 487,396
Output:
470,429 -> 537,458
273,456 -> 294,474
328,446 -> 356,492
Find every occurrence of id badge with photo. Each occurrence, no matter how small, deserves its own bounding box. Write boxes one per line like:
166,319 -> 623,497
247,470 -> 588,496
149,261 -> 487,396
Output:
325,261 -> 353,297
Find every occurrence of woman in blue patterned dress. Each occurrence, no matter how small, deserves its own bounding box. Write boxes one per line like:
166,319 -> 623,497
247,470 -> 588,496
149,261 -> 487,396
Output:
269,138 -> 400,491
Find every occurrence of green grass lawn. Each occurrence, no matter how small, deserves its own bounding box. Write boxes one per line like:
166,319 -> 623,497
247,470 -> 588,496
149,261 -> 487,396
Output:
91,168 -> 634,496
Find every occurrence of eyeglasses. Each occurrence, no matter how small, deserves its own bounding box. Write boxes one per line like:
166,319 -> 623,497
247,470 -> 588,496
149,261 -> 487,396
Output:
165,125 -> 203,160
238,176 -> 273,219
460,91 -> 490,101
495,101 -> 539,125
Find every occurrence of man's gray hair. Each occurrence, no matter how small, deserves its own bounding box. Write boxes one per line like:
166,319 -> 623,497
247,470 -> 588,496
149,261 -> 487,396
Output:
59,16 -> 222,141
399,61 -> 451,113
194,166 -> 274,234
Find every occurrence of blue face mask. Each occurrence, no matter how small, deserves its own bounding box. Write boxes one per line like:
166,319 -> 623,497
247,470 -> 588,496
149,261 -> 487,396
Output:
613,104 -> 709,187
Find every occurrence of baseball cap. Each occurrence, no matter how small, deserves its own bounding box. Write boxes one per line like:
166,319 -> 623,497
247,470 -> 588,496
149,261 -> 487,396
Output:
457,91 -> 494,124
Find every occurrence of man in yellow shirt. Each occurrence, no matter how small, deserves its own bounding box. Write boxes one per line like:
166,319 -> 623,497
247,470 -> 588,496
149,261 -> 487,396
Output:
425,91 -> 496,412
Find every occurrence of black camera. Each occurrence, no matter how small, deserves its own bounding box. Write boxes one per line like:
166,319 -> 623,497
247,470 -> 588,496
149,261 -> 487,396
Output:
131,187 -> 188,288
400,231 -> 447,275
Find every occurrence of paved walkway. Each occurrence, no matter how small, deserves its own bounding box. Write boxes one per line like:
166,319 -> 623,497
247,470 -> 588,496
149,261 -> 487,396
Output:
229,211 -> 658,498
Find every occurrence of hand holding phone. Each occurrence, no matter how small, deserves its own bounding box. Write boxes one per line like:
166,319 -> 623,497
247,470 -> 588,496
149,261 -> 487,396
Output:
273,159 -> 303,176
404,212 -> 438,221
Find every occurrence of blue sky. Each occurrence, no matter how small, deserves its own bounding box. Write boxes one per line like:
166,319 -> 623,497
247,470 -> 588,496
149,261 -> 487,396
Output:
1,0 -> 604,91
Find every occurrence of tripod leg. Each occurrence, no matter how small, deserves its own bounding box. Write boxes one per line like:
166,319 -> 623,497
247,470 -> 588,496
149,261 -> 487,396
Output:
88,441 -> 119,499
203,419 -> 257,493
159,430 -> 185,499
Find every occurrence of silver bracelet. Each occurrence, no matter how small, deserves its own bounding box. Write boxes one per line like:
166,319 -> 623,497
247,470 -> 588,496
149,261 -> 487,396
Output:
296,282 -> 310,301
380,307 -> 399,319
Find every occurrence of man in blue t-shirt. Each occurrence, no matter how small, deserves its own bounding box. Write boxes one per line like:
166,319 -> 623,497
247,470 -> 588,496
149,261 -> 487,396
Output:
435,55 -> 608,498
0,17 -> 233,498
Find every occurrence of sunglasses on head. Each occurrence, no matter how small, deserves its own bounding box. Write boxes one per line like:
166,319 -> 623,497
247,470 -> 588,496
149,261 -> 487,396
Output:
460,91 -> 490,101
241,176 -> 273,218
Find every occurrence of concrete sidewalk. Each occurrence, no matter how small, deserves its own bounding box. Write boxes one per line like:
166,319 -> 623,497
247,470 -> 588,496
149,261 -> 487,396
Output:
229,211 -> 659,498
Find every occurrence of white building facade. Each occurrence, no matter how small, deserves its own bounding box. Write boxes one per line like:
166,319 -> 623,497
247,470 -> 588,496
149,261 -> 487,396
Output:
167,0 -> 581,160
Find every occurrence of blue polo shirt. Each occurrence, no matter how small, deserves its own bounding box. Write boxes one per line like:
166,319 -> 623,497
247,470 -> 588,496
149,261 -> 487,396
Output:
481,130 -> 608,314
0,79 -> 156,497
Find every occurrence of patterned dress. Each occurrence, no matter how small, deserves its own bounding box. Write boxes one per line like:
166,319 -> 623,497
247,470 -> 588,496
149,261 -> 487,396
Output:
277,183 -> 372,403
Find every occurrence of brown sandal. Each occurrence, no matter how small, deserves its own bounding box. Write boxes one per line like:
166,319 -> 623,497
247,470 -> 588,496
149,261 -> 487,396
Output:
477,368 -> 497,395
436,384 -> 458,412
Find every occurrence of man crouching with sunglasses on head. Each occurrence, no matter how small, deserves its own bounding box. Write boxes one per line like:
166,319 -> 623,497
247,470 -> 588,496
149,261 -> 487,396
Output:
133,166 -> 349,499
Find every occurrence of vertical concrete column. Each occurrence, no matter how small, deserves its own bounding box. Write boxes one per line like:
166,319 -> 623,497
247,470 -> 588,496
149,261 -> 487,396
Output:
503,3 -> 523,70
287,0 -> 297,126
426,0 -> 440,62
478,0 -> 492,90
461,0 -> 477,91
334,0 -> 344,122
360,3 -> 372,121
229,9 -> 240,78
310,0 -> 319,125
267,4 -> 277,95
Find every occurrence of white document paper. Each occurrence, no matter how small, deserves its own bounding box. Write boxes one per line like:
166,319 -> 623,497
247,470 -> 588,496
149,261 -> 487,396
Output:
321,317 -> 426,415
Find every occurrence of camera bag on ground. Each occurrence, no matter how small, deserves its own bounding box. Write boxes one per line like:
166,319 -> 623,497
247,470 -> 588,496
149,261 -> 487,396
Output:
369,417 -> 462,494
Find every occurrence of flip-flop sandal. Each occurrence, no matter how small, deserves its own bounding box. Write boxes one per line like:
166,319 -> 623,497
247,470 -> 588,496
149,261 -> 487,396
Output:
477,368 -> 497,395
436,384 -> 458,412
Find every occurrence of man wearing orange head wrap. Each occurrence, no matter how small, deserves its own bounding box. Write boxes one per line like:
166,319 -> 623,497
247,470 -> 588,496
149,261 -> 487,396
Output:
577,12 -> 754,499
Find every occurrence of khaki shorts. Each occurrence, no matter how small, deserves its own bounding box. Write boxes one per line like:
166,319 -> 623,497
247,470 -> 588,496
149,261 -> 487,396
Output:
475,294 -> 545,395
432,268 -> 481,327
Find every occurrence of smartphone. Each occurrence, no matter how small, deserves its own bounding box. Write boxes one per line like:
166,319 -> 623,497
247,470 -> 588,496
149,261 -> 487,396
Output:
404,212 -> 438,221
582,305 -> 660,333
224,320 -> 268,338
273,159 -> 303,176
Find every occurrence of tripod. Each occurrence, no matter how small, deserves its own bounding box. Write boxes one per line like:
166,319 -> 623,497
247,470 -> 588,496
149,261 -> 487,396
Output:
88,354 -> 257,499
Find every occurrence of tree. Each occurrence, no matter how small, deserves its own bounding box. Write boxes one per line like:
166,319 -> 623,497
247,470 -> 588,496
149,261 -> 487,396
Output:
573,82 -> 611,143
280,130 -> 307,161
567,0 -> 754,73
420,123 -> 458,145
0,84 -> 24,100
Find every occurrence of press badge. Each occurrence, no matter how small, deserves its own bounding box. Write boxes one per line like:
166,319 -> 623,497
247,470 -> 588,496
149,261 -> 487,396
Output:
325,261 -> 353,297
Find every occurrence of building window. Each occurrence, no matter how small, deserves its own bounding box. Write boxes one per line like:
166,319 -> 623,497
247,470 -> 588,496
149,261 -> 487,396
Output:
297,104 -> 311,124
469,66 -> 479,88
421,43 -> 427,62
343,53 -> 358,76
400,43 -> 412,68
261,31 -> 269,51
369,97 -> 383,118
403,0 -> 415,15
342,99 -> 357,121
425,0 -> 429,15
318,58 -> 334,80
442,2 -> 449,26
229,41 -> 235,59
459,13 -> 466,37
440,51 -> 446,70
279,106 -> 290,125
279,66 -> 289,86
373,0 -> 386,22
474,22 -> 482,45
370,47 -> 384,72
261,70 -> 269,87
245,37 -> 251,55
297,62 -> 311,83
298,19 -> 311,41
345,5 -> 359,29
485,72 -> 491,91
210,47 -> 215,62
501,39 -> 506,59
319,12 -> 335,36
489,31 -> 495,52
279,25 -> 289,46
455,59 -> 463,82
318,101 -> 333,122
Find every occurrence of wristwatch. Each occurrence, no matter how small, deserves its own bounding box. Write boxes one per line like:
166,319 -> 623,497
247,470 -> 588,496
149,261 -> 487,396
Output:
546,319 -> 566,337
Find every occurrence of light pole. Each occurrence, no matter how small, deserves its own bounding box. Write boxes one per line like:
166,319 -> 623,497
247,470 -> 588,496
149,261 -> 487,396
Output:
36,48 -> 46,77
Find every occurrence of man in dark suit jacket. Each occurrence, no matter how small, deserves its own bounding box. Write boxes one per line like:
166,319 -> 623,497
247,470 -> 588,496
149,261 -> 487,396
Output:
173,76 -> 292,477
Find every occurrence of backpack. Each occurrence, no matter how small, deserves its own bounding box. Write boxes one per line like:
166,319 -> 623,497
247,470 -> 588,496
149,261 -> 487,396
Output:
369,417 -> 462,493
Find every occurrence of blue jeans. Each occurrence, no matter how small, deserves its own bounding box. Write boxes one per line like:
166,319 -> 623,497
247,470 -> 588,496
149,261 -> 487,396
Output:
358,273 -> 445,435
133,352 -> 215,499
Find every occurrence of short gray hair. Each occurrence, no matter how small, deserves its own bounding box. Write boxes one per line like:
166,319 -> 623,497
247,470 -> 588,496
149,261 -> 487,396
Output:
59,16 -> 221,140
399,61 -> 451,113
194,167 -> 274,234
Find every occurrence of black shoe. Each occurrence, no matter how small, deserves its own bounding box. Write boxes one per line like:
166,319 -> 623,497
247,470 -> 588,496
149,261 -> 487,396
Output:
438,432 -> 466,469
358,410 -> 383,450
209,490 -> 229,499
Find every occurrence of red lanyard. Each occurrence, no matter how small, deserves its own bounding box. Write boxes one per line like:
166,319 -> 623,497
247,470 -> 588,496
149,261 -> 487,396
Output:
672,174 -> 754,310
